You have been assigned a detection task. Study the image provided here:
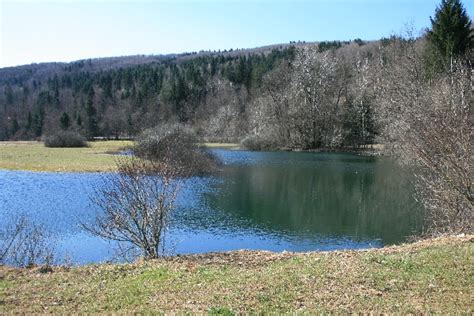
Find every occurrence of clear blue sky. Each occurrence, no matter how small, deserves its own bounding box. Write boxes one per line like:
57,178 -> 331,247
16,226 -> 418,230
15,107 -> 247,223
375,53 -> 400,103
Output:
1,0 -> 472,68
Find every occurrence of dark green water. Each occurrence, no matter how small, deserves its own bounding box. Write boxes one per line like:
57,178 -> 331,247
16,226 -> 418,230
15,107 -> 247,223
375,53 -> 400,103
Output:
204,150 -> 422,246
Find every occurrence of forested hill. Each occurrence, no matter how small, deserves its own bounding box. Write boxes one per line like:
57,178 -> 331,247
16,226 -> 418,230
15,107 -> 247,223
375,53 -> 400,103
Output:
0,36 -> 453,149
0,42 -> 308,142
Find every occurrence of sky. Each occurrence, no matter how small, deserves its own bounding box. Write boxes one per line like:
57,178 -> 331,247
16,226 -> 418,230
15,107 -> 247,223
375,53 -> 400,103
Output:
1,0 -> 473,68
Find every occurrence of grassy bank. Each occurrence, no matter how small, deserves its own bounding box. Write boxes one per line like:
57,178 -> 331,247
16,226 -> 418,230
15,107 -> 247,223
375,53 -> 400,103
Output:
201,143 -> 240,149
0,140 -> 383,173
0,141 -> 239,172
1,235 -> 472,313
0,141 -> 132,172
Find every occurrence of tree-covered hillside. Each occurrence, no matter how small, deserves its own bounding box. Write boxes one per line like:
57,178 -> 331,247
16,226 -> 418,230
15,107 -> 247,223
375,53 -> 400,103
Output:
0,45 -> 300,142
0,40 -> 380,146
0,24 -> 471,153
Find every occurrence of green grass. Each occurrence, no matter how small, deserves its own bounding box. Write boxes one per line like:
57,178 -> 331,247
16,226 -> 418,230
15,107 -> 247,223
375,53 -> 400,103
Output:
0,235 -> 472,313
0,141 -> 239,172
0,141 -> 132,172
202,143 -> 240,149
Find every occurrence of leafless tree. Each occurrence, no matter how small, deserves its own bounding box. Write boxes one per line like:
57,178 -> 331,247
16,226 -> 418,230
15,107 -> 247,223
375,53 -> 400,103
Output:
260,61 -> 294,146
0,215 -> 27,263
198,77 -> 249,143
85,157 -> 181,259
84,156 -> 182,259
291,48 -> 344,148
0,215 -> 54,267
85,123 -> 220,259
375,34 -> 473,234
248,47 -> 351,150
134,123 -> 219,176
102,107 -> 127,140
408,62 -> 472,234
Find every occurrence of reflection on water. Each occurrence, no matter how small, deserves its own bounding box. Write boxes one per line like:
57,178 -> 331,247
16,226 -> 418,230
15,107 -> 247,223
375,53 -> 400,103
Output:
203,150 -> 421,245
0,150 -> 422,264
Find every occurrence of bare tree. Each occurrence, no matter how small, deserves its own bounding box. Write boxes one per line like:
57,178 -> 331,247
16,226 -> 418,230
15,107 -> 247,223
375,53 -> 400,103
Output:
0,215 -> 54,267
84,156 -> 182,259
248,47 -> 346,150
291,48 -> 343,148
260,61 -> 294,146
0,215 -> 27,263
375,34 -> 473,234
408,61 -> 473,234
134,123 -> 219,176
85,124 -> 220,260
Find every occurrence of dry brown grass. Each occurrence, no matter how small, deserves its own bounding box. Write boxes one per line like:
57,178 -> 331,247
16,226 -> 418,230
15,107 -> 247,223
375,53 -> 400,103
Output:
1,235 -> 472,313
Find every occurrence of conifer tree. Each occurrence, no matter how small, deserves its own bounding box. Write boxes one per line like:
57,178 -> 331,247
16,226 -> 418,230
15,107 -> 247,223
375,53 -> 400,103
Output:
85,101 -> 99,139
427,0 -> 472,69
25,112 -> 32,131
10,118 -> 19,136
59,112 -> 71,130
76,114 -> 82,127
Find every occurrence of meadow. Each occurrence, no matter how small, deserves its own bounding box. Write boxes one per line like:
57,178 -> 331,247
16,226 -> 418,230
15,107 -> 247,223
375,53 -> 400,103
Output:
1,235 -> 472,313
0,141 -> 238,172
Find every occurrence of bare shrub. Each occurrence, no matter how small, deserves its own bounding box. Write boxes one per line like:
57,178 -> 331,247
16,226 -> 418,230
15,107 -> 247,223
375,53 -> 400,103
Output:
83,157 -> 182,259
85,123 -> 221,260
44,130 -> 88,148
241,135 -> 278,151
376,35 -> 473,235
0,215 -> 54,267
407,63 -> 473,234
0,215 -> 26,263
134,123 -> 219,176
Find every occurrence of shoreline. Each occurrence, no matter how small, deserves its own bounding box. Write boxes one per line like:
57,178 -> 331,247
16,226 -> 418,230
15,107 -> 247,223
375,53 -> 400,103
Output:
0,141 -> 384,173
280,144 -> 384,156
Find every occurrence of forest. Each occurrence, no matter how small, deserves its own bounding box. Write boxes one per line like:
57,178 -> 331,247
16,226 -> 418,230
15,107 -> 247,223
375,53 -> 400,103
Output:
0,0 -> 472,154
0,45 -> 299,143
0,38 -> 386,148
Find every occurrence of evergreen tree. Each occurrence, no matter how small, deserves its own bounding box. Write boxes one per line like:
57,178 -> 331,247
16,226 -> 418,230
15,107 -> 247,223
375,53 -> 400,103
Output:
32,112 -> 44,137
51,75 -> 61,107
4,85 -> 14,105
10,117 -> 20,136
31,105 -> 45,137
25,112 -> 32,131
427,0 -> 472,68
59,112 -> 71,130
76,114 -> 82,126
85,101 -> 99,139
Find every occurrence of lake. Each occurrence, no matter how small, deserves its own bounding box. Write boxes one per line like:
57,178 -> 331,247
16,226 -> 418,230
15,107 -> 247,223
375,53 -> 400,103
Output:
0,149 -> 422,264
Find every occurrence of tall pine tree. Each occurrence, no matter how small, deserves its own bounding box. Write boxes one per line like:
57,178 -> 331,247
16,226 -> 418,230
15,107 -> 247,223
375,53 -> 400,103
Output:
427,0 -> 472,70
85,101 -> 99,139
59,112 -> 71,130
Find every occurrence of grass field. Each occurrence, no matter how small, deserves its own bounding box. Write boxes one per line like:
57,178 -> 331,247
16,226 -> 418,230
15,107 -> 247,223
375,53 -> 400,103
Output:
0,141 -> 239,172
0,235 -> 472,313
0,141 -> 132,172
201,143 -> 240,149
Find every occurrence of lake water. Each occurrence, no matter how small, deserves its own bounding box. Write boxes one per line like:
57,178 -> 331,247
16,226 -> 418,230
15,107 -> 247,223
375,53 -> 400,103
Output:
0,150 -> 422,264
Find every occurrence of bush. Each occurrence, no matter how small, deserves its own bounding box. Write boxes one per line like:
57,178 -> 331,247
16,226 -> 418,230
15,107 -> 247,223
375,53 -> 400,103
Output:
240,135 -> 278,151
0,214 -> 54,267
84,157 -> 181,259
44,131 -> 88,148
134,124 -> 219,176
